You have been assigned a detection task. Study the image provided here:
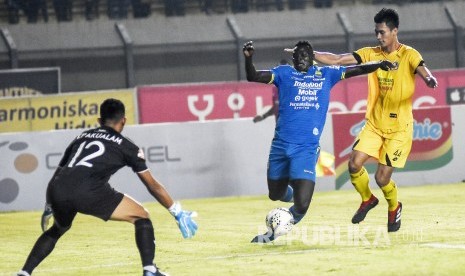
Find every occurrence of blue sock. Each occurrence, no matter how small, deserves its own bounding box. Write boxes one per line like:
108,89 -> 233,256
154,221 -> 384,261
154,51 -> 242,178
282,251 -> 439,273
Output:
289,205 -> 306,224
280,185 -> 294,202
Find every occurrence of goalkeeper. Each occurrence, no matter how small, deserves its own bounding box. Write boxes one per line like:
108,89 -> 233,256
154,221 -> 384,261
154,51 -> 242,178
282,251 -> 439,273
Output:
17,98 -> 197,276
243,40 -> 395,243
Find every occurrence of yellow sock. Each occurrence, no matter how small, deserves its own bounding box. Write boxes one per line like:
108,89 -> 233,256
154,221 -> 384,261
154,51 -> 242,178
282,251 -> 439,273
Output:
350,167 -> 372,202
381,180 -> 399,211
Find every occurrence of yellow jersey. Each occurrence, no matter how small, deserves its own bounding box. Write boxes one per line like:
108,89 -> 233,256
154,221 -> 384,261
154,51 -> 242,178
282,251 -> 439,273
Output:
354,45 -> 423,133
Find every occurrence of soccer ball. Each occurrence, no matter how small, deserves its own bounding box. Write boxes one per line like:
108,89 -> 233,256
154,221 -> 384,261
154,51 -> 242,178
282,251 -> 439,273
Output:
265,207 -> 294,237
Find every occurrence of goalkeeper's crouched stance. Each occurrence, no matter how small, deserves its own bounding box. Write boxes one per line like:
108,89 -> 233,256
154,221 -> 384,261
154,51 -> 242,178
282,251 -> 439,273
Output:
17,99 -> 198,276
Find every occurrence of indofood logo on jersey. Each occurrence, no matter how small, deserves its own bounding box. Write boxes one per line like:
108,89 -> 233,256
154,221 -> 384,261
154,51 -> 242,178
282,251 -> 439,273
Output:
291,81 -> 323,110
293,81 -> 323,89
331,107 -> 453,189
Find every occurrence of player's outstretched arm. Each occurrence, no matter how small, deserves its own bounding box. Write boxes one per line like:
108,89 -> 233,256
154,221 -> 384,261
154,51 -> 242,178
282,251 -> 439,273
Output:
138,170 -> 174,208
345,60 -> 395,79
313,51 -> 358,65
416,65 -> 438,88
243,41 -> 273,84
137,170 -> 198,238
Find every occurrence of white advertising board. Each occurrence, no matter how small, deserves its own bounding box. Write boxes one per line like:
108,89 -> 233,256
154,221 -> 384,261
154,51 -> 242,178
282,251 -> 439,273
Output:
1,105 -> 464,212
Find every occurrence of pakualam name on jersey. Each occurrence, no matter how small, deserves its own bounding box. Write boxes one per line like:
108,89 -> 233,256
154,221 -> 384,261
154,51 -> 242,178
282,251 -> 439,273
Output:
76,130 -> 123,145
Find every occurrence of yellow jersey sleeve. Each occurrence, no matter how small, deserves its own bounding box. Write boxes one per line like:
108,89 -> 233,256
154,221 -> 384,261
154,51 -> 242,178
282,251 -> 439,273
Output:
354,47 -> 380,63
406,47 -> 424,74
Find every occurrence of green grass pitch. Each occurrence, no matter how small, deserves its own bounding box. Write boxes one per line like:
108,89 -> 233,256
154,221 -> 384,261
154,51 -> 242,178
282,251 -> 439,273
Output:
2,182 -> 465,275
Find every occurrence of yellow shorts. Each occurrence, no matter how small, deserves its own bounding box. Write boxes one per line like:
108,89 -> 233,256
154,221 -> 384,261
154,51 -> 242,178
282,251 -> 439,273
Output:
353,120 -> 413,168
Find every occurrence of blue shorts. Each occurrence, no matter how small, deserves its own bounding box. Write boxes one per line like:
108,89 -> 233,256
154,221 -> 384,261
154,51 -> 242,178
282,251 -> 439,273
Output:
267,138 -> 320,182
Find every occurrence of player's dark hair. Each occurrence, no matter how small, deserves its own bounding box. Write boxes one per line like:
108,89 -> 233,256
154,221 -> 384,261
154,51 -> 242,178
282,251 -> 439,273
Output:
294,41 -> 314,56
374,8 -> 399,29
100,98 -> 125,125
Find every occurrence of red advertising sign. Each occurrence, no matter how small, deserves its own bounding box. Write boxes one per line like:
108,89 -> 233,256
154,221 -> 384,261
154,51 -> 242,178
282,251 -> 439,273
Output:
137,69 -> 465,124
332,106 -> 453,189
138,82 -> 276,123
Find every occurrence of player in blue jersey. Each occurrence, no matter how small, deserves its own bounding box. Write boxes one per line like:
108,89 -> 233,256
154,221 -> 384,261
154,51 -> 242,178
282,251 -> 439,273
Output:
243,41 -> 394,243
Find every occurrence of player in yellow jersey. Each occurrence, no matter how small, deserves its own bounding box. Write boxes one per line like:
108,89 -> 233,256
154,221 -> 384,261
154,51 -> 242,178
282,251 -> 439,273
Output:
313,8 -> 438,232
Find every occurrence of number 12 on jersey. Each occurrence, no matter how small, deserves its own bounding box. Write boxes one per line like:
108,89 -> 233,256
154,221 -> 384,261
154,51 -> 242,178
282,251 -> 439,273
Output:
68,141 -> 106,168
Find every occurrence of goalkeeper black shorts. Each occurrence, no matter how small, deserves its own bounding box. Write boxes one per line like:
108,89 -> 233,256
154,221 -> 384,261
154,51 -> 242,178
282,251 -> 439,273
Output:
47,180 -> 124,227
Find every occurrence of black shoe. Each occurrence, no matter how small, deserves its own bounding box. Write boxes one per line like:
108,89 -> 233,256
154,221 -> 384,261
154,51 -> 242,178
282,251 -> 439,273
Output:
251,231 -> 275,243
351,195 -> 379,224
388,202 -> 402,232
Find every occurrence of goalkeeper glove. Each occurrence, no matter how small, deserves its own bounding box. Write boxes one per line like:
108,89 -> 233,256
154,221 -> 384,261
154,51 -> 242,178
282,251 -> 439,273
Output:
41,203 -> 53,232
169,202 -> 198,239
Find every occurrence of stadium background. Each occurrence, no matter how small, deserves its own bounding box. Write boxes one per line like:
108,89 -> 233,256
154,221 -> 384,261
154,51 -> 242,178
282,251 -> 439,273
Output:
1,1 -> 465,275
0,0 -> 464,92
1,0 -> 465,209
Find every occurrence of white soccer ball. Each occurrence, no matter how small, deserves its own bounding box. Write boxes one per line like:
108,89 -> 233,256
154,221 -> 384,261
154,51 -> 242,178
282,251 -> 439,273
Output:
266,207 -> 294,237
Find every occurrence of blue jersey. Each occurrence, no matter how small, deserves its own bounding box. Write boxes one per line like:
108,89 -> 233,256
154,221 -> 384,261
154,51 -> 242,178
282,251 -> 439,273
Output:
270,65 -> 346,144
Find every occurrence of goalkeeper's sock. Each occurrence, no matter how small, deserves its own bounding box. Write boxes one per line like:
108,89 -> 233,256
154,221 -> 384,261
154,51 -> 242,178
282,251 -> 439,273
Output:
350,167 -> 372,202
22,228 -> 61,273
135,219 -> 155,267
381,180 -> 399,211
20,226 -> 66,275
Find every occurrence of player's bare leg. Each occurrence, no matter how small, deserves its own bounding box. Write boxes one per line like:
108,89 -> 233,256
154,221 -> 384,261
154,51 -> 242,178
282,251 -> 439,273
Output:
375,164 -> 402,232
267,178 -> 293,202
111,195 -> 167,276
374,163 -> 394,187
349,150 -> 379,223
251,178 -> 290,243
111,194 -> 150,223
289,179 -> 315,224
251,179 -> 314,243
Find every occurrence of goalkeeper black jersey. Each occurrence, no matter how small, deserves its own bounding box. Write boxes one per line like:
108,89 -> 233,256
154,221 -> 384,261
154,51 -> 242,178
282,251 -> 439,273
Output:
54,126 -> 148,188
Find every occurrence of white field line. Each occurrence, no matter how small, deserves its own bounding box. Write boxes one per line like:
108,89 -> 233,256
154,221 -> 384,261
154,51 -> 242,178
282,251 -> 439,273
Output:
0,262 -> 138,275
1,249 -> 321,275
422,243 -> 465,250
206,249 -> 321,260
